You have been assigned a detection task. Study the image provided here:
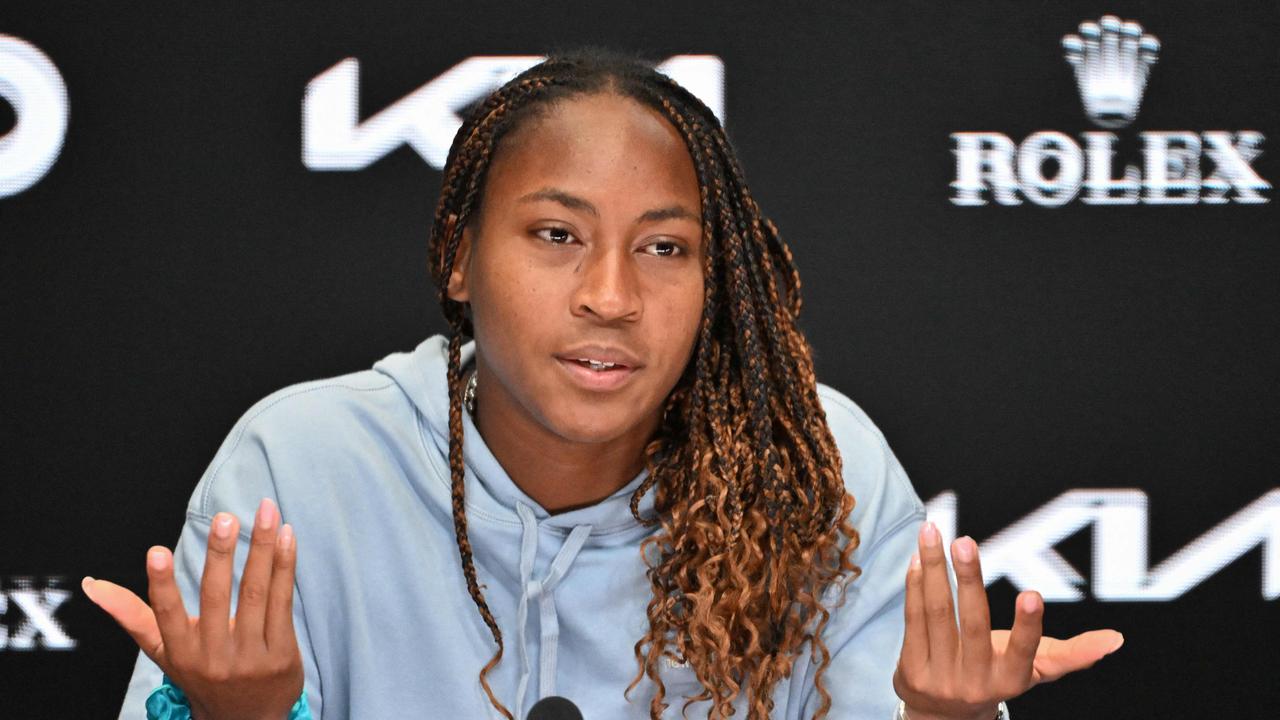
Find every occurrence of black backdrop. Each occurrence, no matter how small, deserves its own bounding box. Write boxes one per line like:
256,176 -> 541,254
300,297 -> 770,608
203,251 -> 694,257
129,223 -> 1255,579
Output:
3,1 -> 1277,717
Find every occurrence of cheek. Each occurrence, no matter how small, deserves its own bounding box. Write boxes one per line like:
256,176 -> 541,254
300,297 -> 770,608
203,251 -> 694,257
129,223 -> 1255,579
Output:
469,253 -> 546,339
650,274 -> 706,362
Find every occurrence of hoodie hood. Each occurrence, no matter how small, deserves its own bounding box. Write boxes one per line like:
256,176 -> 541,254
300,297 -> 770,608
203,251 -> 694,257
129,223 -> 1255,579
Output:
371,334 -> 659,537
118,332 -> 927,719
373,335 -> 668,717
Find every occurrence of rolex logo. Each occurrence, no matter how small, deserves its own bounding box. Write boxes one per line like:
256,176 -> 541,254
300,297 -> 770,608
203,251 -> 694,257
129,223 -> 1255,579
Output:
1062,15 -> 1160,129
948,14 -> 1269,206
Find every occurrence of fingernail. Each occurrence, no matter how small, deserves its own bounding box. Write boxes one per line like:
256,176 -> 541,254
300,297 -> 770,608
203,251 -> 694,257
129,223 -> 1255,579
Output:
81,576 -> 96,598
213,513 -> 234,539
921,521 -> 939,547
1107,633 -> 1125,654
1020,592 -> 1041,613
909,552 -> 921,571
256,498 -> 276,530
148,549 -> 169,571
953,536 -> 975,562
279,523 -> 294,550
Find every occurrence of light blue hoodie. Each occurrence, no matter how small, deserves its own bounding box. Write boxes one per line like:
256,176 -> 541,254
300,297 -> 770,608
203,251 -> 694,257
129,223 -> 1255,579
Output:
117,335 -> 926,719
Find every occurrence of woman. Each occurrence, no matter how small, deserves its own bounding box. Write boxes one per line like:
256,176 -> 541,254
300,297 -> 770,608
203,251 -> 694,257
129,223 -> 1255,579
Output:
85,47 -> 1121,720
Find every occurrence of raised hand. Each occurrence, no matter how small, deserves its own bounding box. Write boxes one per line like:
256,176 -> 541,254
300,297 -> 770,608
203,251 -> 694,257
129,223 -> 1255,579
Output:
892,521 -> 1124,720
82,498 -> 303,720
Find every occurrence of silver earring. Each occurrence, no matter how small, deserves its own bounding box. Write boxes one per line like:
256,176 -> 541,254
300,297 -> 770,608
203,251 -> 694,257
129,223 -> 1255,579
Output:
464,369 -> 477,414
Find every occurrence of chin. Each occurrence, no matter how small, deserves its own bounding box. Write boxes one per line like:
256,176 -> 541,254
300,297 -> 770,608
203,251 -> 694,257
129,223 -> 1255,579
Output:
545,404 -> 645,445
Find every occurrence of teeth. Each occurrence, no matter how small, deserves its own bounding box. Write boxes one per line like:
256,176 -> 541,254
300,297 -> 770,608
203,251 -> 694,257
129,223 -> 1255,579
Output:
576,358 -> 617,370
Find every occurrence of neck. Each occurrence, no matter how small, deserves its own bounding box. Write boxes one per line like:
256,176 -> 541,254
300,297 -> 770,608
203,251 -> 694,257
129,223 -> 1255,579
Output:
469,361 -> 656,515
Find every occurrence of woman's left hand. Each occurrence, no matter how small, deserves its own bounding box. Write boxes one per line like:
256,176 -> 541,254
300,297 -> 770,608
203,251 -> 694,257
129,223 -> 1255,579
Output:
891,521 -> 1124,720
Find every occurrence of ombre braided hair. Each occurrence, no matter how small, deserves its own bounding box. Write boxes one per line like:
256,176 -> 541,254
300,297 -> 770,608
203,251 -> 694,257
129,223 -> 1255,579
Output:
426,46 -> 861,720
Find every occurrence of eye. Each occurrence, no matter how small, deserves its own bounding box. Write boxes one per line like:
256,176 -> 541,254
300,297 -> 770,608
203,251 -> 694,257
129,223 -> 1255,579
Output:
534,226 -> 577,245
641,239 -> 684,257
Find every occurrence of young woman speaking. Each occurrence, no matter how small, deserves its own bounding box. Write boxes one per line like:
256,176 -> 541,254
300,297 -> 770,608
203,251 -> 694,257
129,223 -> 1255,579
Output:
86,47 -> 1122,720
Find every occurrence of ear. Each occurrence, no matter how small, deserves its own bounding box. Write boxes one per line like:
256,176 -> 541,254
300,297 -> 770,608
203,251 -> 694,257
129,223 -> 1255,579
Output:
444,213 -> 474,303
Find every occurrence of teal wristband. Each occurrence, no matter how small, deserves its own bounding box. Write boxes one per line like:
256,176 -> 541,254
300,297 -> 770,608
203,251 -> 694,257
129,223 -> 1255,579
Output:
145,673 -> 312,720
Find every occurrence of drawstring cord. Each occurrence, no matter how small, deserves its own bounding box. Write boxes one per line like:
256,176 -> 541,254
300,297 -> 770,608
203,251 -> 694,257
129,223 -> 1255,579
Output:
513,501 -> 592,719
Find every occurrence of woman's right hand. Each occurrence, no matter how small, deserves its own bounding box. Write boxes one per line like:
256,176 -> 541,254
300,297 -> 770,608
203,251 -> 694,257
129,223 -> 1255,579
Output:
83,497 -> 303,720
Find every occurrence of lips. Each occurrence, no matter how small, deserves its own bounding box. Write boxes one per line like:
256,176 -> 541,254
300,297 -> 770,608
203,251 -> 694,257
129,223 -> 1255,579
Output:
554,345 -> 644,392
554,345 -> 644,369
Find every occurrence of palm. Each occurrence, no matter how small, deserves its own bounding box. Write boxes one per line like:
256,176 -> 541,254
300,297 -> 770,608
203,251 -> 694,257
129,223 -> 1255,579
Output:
83,499 -> 305,720
893,522 -> 1123,720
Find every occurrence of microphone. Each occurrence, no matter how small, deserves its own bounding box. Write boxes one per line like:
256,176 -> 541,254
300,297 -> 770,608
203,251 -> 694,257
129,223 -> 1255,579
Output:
526,696 -> 584,720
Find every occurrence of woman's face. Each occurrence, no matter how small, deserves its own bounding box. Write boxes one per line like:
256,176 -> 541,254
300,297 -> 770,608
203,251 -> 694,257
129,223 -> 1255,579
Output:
447,91 -> 705,446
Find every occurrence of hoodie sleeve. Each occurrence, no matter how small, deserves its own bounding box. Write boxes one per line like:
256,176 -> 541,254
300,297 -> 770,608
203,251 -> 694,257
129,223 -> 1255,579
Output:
792,386 -> 927,720
116,395 -> 325,720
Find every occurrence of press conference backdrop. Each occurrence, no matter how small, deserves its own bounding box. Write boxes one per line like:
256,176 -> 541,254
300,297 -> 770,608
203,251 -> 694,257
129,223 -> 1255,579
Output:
2,1 -> 1276,717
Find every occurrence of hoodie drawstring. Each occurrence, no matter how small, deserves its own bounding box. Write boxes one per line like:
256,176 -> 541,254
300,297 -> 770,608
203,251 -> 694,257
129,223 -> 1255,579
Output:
513,501 -> 592,719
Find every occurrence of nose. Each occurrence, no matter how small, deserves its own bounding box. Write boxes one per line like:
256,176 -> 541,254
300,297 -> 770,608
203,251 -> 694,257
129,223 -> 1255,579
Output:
570,245 -> 642,324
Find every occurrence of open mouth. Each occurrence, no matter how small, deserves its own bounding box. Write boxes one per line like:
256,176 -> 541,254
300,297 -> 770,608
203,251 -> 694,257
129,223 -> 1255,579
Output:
555,356 -> 639,391
569,358 -> 628,372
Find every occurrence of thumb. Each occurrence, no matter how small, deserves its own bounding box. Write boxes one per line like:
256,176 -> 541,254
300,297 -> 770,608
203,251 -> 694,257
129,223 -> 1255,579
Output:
82,576 -> 167,664
1030,629 -> 1124,683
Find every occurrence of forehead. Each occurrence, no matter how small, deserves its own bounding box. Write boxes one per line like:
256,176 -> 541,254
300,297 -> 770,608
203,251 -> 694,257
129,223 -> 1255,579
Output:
481,92 -> 700,216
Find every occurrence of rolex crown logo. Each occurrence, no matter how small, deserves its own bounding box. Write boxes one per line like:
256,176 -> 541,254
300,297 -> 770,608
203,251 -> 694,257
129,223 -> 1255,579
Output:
1062,15 -> 1160,128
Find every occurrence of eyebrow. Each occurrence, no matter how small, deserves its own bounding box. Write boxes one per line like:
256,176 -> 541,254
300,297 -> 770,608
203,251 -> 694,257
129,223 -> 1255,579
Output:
517,187 -> 699,224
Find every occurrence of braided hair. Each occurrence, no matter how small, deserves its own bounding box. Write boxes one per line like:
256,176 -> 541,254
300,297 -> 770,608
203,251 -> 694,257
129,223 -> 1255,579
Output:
426,45 -> 861,720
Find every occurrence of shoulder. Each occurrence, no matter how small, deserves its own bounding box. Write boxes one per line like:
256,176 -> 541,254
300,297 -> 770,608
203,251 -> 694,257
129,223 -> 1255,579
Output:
216,369 -> 409,457
230,369 -> 402,435
816,382 -> 926,549
188,369 -> 411,519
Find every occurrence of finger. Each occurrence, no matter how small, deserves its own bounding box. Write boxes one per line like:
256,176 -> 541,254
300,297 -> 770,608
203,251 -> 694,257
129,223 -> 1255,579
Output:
83,576 -> 167,665
264,523 -> 299,652
145,546 -> 193,657
919,521 -> 959,669
1032,629 -> 1124,683
952,536 -> 994,674
234,497 -> 281,649
996,590 -> 1043,693
198,511 -> 240,650
990,628 -> 1011,654
900,551 -> 929,671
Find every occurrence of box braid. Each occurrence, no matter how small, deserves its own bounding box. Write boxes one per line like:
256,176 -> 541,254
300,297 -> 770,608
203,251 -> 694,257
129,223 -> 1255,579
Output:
426,46 -> 861,720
